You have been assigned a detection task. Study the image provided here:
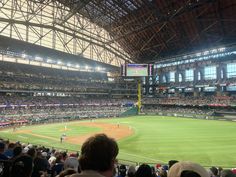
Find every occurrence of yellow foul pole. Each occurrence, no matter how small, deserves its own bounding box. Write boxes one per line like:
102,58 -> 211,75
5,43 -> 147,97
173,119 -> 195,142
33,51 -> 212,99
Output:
137,80 -> 141,114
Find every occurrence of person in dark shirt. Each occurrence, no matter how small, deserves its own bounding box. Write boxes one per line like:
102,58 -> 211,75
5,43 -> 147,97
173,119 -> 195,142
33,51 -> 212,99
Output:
0,142 -> 8,160
10,154 -> 33,177
32,151 -> 50,177
4,142 -> 15,158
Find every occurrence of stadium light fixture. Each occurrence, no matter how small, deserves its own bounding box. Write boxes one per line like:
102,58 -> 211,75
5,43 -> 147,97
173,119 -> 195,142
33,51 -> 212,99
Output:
35,56 -> 43,61
85,65 -> 89,70
22,53 -> 27,58
219,47 -> 226,52
96,66 -> 101,71
203,51 -> 209,55
211,49 -> 217,54
76,64 -> 80,68
57,61 -> 62,65
47,58 -> 53,63
67,63 -> 71,67
196,53 -> 201,57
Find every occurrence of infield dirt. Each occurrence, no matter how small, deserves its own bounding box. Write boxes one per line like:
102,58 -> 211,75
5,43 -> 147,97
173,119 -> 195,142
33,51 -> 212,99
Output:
15,122 -> 134,145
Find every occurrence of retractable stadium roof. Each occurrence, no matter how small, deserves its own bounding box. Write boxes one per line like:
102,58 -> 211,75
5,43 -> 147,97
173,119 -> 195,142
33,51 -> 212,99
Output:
56,0 -> 236,63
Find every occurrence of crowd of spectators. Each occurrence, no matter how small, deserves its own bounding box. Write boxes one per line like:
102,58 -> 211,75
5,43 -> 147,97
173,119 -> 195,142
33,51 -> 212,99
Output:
0,95 -> 136,127
142,95 -> 236,106
0,61 -> 137,93
0,95 -> 135,107
1,135 -> 236,177
142,95 -> 236,117
0,138 -> 80,177
0,61 -> 107,81
0,75 -> 137,92
142,105 -> 214,116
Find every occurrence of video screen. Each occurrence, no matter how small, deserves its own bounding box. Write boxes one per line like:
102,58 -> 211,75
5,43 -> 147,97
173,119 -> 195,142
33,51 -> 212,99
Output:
126,64 -> 148,77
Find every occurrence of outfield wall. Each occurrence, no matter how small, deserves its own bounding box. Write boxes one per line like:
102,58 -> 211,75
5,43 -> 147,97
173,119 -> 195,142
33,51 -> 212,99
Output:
143,111 -> 236,121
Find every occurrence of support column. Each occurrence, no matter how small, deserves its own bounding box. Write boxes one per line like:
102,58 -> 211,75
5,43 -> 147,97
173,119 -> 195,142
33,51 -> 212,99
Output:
194,87 -> 200,97
175,88 -> 180,97
216,84 -> 222,96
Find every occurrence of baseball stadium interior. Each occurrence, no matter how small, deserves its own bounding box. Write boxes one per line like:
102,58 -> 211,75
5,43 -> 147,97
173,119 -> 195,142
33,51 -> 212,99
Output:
0,0 -> 236,177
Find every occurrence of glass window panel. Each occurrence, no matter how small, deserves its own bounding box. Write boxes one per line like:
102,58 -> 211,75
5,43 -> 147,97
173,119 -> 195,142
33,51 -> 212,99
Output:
0,22 -> 9,30
227,63 -> 236,78
169,71 -> 175,82
204,66 -> 216,80
83,53 -> 90,59
0,23 -> 10,37
17,25 -> 26,40
198,72 -> 201,81
179,73 -> 183,82
162,75 -> 167,83
28,29 -> 39,43
42,40 -> 52,48
155,75 -> 159,83
221,69 -> 224,79
185,69 -> 194,81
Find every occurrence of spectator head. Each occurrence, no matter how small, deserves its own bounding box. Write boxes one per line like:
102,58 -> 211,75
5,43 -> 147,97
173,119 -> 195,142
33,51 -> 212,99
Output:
64,157 -> 79,172
55,153 -> 63,163
27,148 -> 36,159
232,169 -> 236,175
27,144 -> 33,149
218,167 -> 223,176
41,151 -> 47,159
127,165 -> 136,177
79,133 -> 119,177
221,170 -> 236,177
135,164 -> 153,177
11,155 -> 33,177
69,153 -> 78,158
8,142 -> 15,149
168,162 -> 209,177
159,168 -> 168,177
0,142 -> 5,153
156,164 -> 162,169
62,151 -> 68,160
48,156 -> 57,165
119,164 -> 127,177
151,166 -> 156,176
13,145 -> 22,157
23,147 -> 29,153
169,160 -> 179,169
162,165 -> 169,172
209,167 -> 218,177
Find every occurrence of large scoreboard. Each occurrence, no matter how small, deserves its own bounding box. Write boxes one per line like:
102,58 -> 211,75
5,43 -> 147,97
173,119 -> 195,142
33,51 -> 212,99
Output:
121,64 -> 153,77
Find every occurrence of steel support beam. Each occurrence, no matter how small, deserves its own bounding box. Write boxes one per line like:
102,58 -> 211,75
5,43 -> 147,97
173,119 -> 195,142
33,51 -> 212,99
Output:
0,0 -> 131,66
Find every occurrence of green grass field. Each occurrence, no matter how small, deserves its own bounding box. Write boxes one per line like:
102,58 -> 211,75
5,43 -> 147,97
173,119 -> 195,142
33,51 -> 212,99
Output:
1,116 -> 236,167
